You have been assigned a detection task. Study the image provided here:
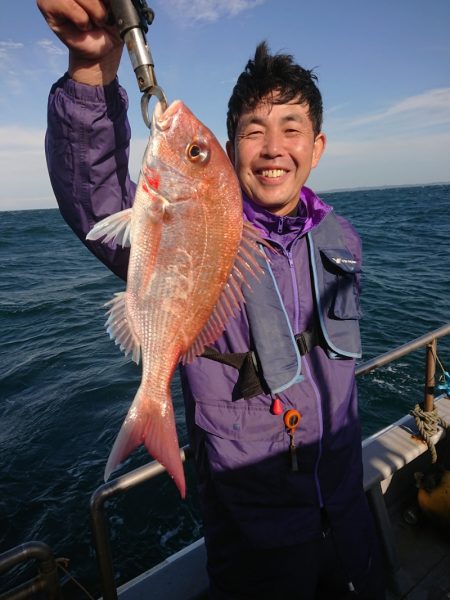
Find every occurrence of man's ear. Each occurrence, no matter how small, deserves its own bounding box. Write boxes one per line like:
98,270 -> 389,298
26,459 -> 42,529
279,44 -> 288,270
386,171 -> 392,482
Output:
226,140 -> 235,166
312,132 -> 326,169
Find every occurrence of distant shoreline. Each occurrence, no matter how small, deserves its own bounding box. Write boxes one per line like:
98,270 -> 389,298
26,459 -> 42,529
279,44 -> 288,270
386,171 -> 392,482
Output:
318,181 -> 450,195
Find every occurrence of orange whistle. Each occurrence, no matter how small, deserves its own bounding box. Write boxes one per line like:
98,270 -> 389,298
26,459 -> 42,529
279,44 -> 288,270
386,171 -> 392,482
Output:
283,409 -> 302,430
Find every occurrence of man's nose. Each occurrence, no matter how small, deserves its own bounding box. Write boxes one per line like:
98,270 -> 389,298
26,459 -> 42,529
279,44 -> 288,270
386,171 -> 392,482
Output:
261,129 -> 283,157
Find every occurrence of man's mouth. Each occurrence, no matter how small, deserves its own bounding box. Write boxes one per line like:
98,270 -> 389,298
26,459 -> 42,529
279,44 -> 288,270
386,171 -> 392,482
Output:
260,169 -> 287,179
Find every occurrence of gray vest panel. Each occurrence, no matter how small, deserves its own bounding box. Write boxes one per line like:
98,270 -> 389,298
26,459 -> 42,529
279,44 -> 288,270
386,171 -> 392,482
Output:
243,248 -> 303,395
244,210 -> 362,394
307,211 -> 362,359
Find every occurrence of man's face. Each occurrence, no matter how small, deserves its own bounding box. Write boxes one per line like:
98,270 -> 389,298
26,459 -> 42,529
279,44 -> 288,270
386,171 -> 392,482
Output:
226,97 -> 326,216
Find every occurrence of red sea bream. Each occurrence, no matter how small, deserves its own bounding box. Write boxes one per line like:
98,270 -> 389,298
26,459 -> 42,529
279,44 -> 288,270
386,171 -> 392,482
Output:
86,100 -> 264,497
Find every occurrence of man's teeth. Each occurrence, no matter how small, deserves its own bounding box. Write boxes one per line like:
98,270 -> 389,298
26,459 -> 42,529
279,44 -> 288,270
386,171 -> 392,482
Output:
261,169 -> 286,178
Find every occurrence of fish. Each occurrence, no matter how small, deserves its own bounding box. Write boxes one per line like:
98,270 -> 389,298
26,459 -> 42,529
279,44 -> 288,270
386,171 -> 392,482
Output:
86,100 -> 265,497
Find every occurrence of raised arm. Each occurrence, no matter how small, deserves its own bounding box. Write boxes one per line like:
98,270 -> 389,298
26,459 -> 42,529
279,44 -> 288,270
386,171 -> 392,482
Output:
38,0 -> 135,280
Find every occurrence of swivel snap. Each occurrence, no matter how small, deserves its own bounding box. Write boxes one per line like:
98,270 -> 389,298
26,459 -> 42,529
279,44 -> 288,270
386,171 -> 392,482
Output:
141,86 -> 169,129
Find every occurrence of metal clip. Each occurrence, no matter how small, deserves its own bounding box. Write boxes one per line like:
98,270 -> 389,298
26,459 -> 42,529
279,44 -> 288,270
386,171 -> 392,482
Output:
109,0 -> 168,128
141,86 -> 168,129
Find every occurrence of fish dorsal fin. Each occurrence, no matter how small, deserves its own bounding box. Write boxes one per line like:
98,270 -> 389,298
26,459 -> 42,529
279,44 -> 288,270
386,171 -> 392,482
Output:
86,209 -> 133,247
104,291 -> 141,364
181,221 -> 267,364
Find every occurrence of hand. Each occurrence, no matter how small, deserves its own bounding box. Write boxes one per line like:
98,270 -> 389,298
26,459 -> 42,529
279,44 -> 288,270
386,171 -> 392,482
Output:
37,0 -> 123,85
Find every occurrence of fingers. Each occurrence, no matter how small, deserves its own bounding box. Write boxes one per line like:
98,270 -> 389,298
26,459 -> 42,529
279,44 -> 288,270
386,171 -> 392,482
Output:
71,0 -> 109,29
37,0 -> 109,33
37,0 -> 122,62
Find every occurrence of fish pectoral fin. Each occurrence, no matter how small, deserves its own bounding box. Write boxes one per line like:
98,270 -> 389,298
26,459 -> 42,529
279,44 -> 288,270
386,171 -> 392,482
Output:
104,386 -> 186,498
105,291 -> 141,364
86,208 -> 133,247
181,221 -> 268,364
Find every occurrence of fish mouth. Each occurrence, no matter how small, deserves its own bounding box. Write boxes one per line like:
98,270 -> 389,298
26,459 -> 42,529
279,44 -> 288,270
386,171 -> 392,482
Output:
152,100 -> 183,132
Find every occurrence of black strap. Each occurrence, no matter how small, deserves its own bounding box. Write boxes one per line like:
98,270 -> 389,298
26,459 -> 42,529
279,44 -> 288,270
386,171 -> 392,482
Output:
201,326 -> 321,400
201,347 -> 264,399
295,328 -> 319,357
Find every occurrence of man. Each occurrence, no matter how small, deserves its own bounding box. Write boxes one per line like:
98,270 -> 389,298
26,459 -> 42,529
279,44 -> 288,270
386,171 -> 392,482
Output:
38,1 -> 385,598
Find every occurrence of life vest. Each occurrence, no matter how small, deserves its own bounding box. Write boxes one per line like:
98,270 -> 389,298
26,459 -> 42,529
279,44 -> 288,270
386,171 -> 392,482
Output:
204,210 -> 362,397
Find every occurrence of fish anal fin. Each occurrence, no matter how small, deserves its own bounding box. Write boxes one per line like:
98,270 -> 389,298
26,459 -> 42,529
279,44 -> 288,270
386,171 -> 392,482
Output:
104,291 -> 141,364
181,221 -> 268,364
104,386 -> 186,498
86,208 -> 133,247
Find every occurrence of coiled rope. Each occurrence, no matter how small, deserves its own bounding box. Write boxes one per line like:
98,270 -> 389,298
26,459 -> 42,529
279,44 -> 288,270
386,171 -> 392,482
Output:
410,403 -> 448,463
410,347 -> 450,463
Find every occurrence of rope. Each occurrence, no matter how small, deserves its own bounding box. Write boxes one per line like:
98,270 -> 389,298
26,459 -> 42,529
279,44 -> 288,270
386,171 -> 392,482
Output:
56,558 -> 96,600
410,403 -> 449,463
431,346 -> 447,374
436,371 -> 450,395
431,346 -> 450,396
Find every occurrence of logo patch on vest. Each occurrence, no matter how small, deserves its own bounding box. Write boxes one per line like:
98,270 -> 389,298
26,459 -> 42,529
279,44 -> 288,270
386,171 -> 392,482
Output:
320,248 -> 361,274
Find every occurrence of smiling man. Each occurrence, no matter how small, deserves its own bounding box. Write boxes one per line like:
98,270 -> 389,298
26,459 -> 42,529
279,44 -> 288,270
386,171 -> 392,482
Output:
181,44 -> 385,600
228,98 -> 326,215
38,0 -> 385,595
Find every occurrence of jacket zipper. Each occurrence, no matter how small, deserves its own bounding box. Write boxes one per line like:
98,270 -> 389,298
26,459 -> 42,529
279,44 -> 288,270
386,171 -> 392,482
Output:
286,243 -> 324,508
266,235 -> 325,507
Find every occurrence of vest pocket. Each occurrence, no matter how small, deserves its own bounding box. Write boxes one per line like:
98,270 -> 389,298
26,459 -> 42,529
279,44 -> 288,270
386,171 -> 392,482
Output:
319,248 -> 362,320
194,395 -> 285,442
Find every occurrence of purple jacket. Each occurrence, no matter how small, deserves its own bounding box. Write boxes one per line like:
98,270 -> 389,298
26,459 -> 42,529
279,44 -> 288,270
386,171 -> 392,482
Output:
46,74 -> 367,551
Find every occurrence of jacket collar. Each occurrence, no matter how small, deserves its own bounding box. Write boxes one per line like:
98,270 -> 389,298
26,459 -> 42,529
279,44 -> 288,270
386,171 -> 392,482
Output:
243,186 -> 332,241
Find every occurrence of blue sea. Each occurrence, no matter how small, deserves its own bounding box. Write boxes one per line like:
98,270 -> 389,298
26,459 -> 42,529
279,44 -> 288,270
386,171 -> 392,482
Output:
1,184 -> 449,597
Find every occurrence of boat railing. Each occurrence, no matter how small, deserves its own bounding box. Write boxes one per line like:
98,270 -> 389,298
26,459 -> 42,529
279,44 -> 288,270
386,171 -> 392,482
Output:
90,446 -> 193,600
90,323 -> 450,600
356,323 -> 450,412
0,541 -> 61,600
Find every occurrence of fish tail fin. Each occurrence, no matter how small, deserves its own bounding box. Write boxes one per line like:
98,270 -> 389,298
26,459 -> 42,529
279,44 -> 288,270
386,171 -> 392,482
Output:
104,386 -> 186,498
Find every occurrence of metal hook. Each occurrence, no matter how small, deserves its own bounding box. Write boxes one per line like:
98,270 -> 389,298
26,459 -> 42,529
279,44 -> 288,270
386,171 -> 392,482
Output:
141,86 -> 169,129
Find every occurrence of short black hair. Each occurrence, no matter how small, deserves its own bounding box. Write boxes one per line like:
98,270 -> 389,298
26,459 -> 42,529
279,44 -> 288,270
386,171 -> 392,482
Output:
226,41 -> 323,141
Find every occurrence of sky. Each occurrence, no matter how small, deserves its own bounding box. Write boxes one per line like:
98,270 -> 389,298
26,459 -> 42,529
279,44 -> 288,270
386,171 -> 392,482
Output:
0,0 -> 449,211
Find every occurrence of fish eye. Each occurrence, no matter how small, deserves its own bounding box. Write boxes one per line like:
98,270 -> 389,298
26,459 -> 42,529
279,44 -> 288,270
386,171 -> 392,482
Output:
189,145 -> 201,157
186,141 -> 209,164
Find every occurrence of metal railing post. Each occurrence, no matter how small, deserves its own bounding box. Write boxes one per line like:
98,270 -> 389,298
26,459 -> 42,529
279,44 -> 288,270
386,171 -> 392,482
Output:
90,489 -> 118,600
424,338 -> 437,412
90,445 -> 191,600
0,541 -> 61,600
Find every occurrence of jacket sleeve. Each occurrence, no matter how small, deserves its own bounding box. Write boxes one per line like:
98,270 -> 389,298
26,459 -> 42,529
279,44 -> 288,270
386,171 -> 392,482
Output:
45,73 -> 136,281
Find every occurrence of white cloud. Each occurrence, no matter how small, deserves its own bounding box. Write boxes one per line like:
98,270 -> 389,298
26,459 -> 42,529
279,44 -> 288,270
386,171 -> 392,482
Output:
158,0 -> 265,24
310,131 -> 450,192
0,40 -> 24,88
0,37 -> 66,103
34,38 -> 67,79
36,38 -> 66,57
327,87 -> 450,135
322,89 -> 450,194
129,137 -> 148,181
0,40 -> 23,55
0,126 -> 56,211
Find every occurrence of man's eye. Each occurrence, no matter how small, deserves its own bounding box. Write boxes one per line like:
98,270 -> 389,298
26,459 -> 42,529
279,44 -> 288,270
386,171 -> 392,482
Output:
244,130 -> 263,138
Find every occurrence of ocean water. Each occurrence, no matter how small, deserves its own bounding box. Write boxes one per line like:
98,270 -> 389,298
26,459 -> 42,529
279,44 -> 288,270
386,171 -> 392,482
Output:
1,184 -> 449,597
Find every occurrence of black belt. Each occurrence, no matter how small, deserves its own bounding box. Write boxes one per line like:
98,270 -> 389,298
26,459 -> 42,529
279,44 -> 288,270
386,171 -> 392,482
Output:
201,326 -> 321,400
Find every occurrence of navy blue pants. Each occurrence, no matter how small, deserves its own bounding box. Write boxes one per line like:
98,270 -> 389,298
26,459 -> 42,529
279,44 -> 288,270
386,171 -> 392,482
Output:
205,507 -> 386,600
